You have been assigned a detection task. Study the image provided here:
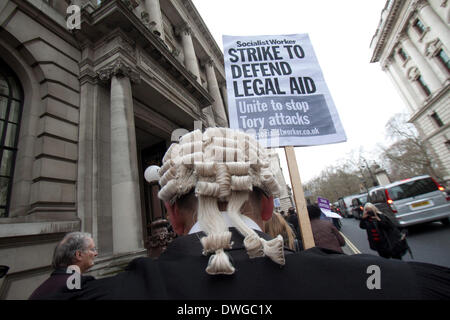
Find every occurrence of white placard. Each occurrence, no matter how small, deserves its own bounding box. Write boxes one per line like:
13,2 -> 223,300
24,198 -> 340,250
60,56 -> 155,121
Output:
223,34 -> 346,147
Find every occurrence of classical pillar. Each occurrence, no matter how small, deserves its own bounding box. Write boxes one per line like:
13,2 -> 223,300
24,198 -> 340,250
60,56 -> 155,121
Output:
203,106 -> 216,127
401,35 -> 441,92
384,57 -> 419,112
219,81 -> 228,111
98,60 -> 143,254
204,58 -> 228,127
407,65 -> 432,99
417,1 -> 450,51
144,0 -> 164,40
178,24 -> 201,83
424,39 -> 450,83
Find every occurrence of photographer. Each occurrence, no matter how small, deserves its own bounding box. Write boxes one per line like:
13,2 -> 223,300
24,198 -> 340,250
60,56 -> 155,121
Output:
359,203 -> 405,260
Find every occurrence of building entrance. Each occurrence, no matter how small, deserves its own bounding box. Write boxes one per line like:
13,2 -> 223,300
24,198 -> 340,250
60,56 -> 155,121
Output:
136,127 -> 175,257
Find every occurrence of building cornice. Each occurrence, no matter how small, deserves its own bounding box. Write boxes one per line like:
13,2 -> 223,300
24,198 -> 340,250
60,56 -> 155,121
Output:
74,0 -> 214,108
12,0 -> 80,49
178,0 -> 225,79
97,57 -> 141,83
180,0 -> 223,62
370,0 -> 406,63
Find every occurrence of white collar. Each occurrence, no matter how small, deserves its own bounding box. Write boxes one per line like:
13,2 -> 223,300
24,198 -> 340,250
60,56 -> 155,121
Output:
188,212 -> 262,234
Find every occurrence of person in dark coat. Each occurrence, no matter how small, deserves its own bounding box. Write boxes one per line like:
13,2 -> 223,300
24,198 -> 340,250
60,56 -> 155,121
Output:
286,207 -> 301,239
29,232 -> 97,299
307,204 -> 345,253
359,203 -> 404,259
43,128 -> 450,300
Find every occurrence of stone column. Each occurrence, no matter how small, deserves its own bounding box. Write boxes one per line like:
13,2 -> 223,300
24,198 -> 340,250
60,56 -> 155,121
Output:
98,60 -> 143,254
425,39 -> 450,83
144,0 -> 164,40
407,66 -> 431,98
401,35 -> 441,92
178,24 -> 201,83
52,0 -> 68,15
204,58 -> 228,127
203,106 -> 216,127
384,57 -> 419,112
219,81 -> 228,112
417,1 -> 450,51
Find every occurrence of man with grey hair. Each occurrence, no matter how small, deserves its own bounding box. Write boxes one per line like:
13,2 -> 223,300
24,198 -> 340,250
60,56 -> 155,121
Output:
29,232 -> 97,299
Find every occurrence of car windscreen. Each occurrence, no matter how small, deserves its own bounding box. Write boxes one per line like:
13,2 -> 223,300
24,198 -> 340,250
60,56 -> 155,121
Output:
387,178 -> 438,201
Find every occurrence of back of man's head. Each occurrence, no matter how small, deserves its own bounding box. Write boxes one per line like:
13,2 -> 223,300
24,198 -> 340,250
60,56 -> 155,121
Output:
156,128 -> 283,275
307,204 -> 322,220
52,232 -> 92,270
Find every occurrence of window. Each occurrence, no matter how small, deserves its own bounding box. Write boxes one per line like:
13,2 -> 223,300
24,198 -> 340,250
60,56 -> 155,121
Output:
397,48 -> 409,61
417,76 -> 431,96
0,58 -> 23,218
437,49 -> 450,72
369,189 -> 385,204
387,178 -> 437,201
413,19 -> 426,34
445,140 -> 450,151
430,111 -> 444,127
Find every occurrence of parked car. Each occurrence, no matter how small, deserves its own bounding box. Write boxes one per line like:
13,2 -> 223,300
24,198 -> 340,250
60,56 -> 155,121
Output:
367,175 -> 450,228
350,193 -> 368,219
338,194 -> 361,218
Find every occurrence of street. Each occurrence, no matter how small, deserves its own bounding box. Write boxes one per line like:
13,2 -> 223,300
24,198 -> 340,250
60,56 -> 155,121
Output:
340,217 -> 450,268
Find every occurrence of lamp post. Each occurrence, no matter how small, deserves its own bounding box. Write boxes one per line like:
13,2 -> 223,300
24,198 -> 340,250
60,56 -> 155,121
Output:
361,158 -> 379,187
144,166 -> 175,258
357,166 -> 369,192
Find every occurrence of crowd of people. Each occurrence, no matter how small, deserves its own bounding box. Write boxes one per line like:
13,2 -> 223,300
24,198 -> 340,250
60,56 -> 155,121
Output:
28,128 -> 450,300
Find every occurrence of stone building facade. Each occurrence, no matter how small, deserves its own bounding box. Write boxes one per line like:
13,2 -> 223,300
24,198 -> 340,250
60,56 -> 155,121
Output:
370,0 -> 450,183
0,0 -> 231,299
0,0 -> 292,299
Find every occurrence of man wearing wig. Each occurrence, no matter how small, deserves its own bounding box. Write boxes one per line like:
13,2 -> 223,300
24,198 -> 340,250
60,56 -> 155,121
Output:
46,128 -> 449,299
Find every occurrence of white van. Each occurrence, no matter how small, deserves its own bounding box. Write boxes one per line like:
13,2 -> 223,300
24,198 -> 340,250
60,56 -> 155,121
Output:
338,194 -> 361,218
368,175 -> 450,227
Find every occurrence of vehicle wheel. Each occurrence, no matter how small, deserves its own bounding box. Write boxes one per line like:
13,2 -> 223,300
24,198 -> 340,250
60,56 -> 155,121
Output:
441,217 -> 450,226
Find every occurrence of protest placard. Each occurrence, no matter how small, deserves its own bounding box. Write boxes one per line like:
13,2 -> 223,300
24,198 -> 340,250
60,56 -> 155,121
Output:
318,197 -> 342,219
223,33 -> 346,147
223,34 -> 347,249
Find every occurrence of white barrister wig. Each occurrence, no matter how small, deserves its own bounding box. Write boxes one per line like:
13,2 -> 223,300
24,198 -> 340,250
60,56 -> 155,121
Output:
157,127 -> 284,275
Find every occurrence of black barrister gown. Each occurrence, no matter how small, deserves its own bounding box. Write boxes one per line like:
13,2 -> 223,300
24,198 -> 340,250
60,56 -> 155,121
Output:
41,228 -> 450,300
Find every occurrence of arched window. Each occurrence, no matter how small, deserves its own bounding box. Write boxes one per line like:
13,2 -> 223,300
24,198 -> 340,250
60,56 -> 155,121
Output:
0,58 -> 24,217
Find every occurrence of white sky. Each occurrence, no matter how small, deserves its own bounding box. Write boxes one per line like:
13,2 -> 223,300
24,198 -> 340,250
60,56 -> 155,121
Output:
192,0 -> 408,186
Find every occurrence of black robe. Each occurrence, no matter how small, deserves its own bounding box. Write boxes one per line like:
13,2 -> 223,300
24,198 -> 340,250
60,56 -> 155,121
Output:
41,228 -> 450,300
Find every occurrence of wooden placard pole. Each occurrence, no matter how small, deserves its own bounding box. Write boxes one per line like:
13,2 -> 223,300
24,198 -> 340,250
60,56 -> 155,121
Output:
284,146 -> 315,249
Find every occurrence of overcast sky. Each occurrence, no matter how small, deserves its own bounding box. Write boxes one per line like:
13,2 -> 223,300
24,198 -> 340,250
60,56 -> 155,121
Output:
192,0 -> 408,187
